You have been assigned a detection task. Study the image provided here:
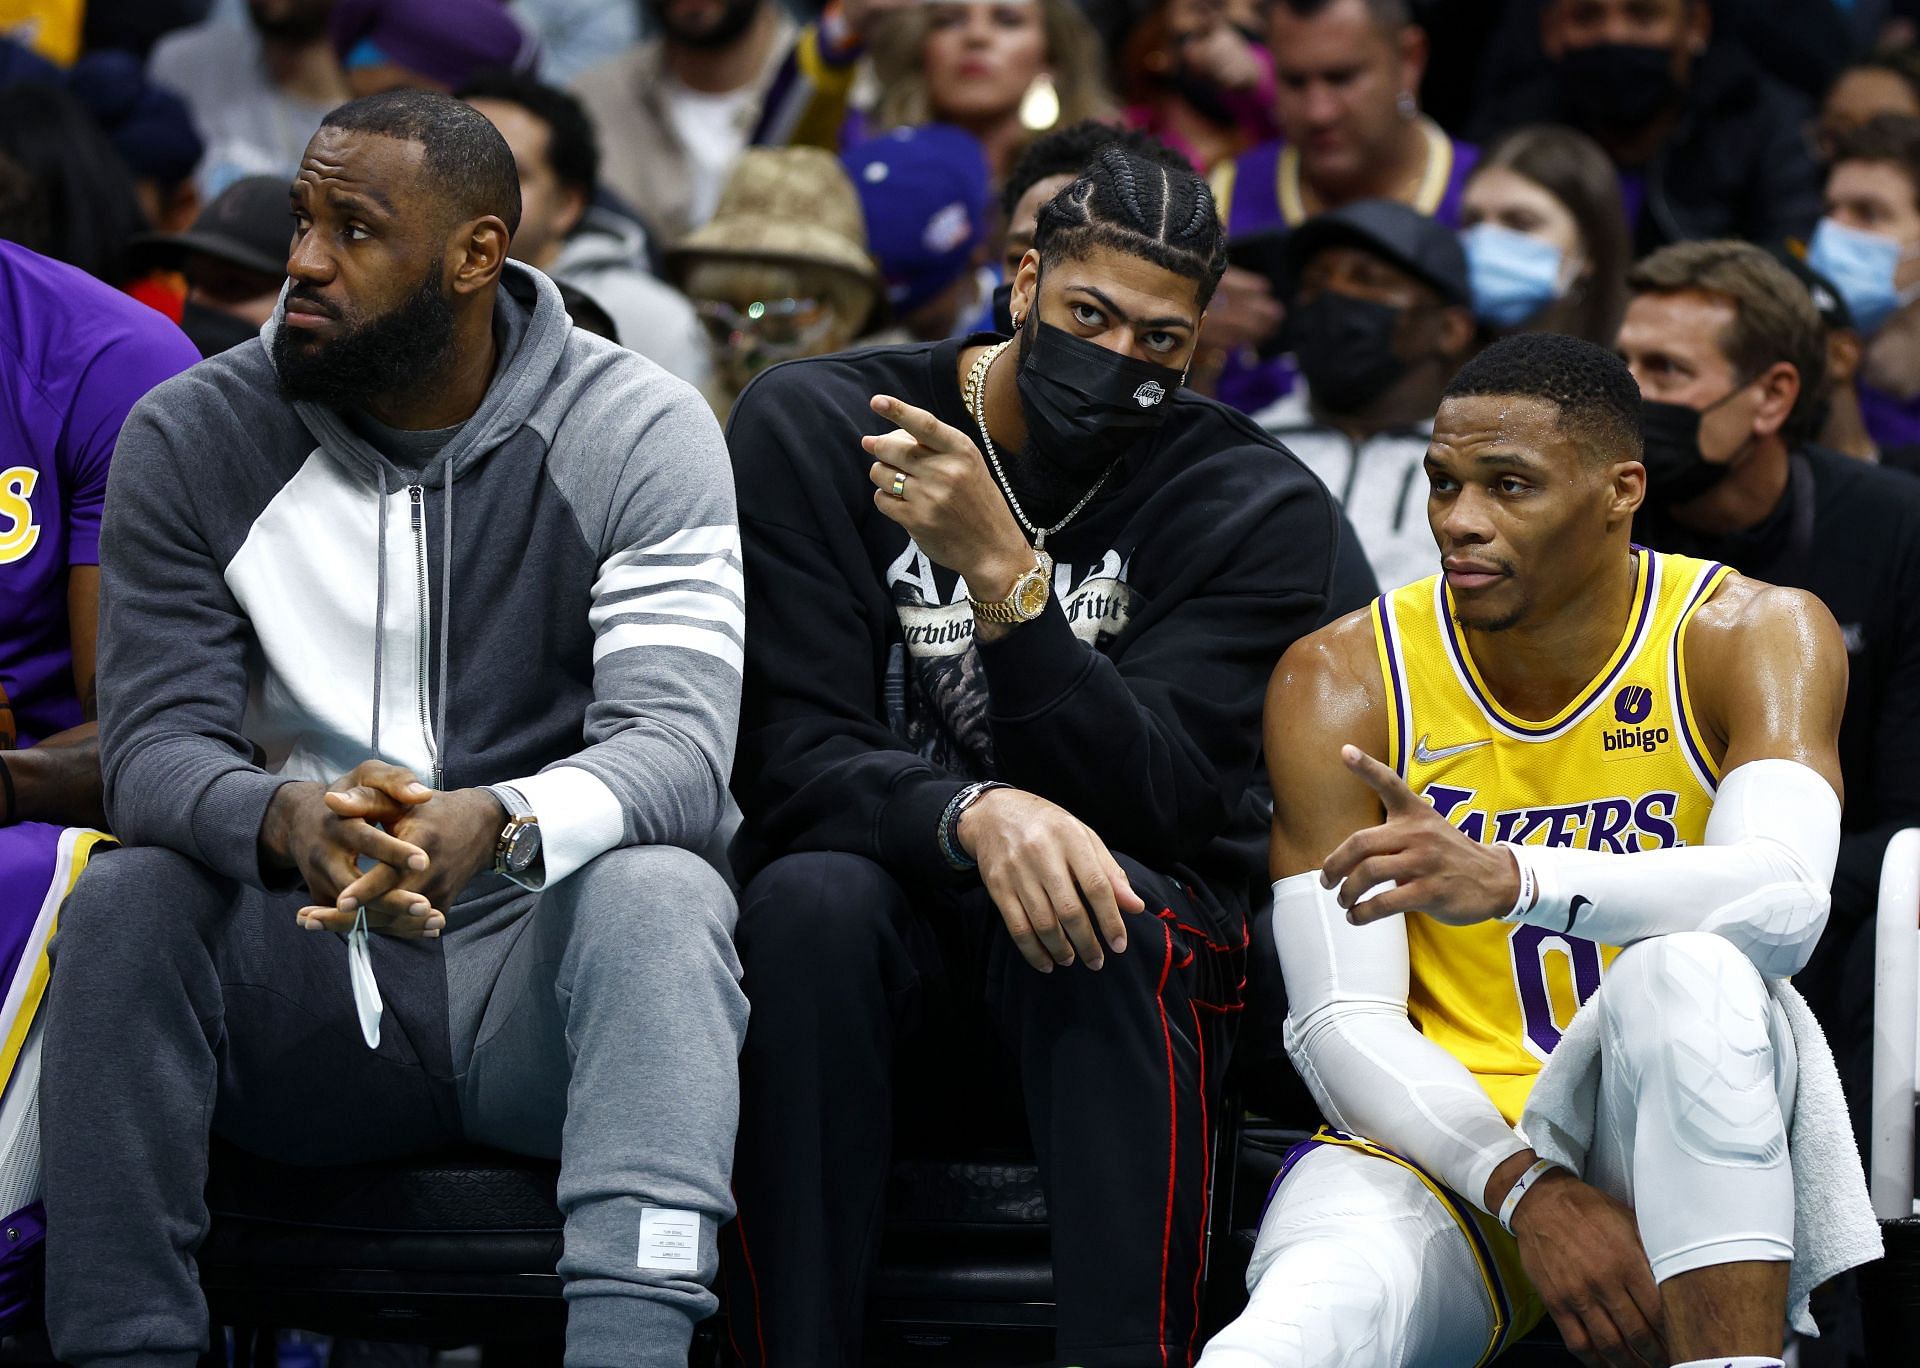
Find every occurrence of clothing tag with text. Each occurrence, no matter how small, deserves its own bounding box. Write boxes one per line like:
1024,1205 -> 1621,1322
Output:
638,1207 -> 700,1272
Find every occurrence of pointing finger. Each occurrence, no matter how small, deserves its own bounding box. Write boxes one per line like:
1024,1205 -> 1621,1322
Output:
870,394 -> 968,452
1341,744 -> 1421,814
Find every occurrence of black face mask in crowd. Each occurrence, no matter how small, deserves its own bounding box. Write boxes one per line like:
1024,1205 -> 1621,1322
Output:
1288,292 -> 1409,414
1639,397 -> 1742,506
1558,43 -> 1680,132
1015,318 -> 1185,477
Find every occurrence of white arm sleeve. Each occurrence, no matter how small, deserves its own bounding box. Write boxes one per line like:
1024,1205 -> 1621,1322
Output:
1510,758 -> 1839,980
1274,870 -> 1530,1214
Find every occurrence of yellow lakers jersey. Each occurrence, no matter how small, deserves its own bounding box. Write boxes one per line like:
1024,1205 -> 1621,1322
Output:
1373,549 -> 1732,1122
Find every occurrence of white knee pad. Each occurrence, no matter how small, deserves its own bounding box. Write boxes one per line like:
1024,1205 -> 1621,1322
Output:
1602,932 -> 1788,1169
1595,932 -> 1796,1283
1199,1145 -> 1494,1368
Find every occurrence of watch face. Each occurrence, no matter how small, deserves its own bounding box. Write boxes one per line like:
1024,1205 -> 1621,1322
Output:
1014,571 -> 1049,619
504,823 -> 541,874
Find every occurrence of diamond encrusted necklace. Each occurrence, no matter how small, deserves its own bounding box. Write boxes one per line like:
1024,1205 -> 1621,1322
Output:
964,339 -> 1115,551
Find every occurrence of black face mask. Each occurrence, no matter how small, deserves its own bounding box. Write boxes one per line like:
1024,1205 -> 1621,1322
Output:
1559,43 -> 1680,132
1015,318 -> 1184,476
1288,292 -> 1408,414
991,280 -> 1015,336
1639,396 -> 1743,506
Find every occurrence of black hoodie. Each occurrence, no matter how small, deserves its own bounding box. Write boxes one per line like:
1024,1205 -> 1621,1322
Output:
726,336 -> 1340,912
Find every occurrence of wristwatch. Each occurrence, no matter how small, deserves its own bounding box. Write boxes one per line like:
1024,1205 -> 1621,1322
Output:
488,785 -> 542,881
968,548 -> 1053,625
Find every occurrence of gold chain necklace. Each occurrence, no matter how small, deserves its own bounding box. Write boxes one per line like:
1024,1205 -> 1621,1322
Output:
963,340 -> 1115,552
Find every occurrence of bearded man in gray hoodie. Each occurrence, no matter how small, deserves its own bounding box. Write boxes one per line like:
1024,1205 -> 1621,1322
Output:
39,90 -> 746,1366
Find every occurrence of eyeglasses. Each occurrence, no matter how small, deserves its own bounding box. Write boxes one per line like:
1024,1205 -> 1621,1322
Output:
695,296 -> 840,358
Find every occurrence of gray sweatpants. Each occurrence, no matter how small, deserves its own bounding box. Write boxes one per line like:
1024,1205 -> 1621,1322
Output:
39,841 -> 746,1368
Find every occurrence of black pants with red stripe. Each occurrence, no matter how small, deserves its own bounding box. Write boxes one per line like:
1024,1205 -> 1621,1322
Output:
721,849 -> 1245,1368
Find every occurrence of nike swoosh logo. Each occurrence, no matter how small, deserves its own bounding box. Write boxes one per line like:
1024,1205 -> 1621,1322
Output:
1567,894 -> 1592,935
1413,734 -> 1492,765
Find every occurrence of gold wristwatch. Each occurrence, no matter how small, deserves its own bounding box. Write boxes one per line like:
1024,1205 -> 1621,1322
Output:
968,547 -> 1053,624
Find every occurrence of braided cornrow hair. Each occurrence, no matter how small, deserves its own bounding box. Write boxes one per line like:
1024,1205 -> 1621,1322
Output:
1031,145 -> 1229,308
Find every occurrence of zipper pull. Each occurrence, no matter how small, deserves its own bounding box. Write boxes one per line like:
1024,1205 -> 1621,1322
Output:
408,484 -> 423,530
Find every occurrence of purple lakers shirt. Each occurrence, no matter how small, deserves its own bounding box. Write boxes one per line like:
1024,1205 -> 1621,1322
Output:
0,241 -> 199,745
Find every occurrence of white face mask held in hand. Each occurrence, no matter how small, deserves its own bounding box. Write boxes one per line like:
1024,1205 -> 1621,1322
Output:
347,906 -> 383,1049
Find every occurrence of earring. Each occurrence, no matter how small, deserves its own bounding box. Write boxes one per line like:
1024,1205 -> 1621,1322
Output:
1019,73 -> 1060,132
1396,90 -> 1417,120
1011,311 -> 1023,329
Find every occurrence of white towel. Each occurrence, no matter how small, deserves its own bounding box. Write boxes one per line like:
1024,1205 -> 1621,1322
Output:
1519,978 -> 1882,1336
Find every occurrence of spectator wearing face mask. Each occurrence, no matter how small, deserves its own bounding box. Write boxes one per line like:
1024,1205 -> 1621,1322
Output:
1256,200 -> 1476,591
1204,0 -> 1473,415
1618,239 -> 1920,1153
1811,115 -> 1920,462
1472,0 -> 1821,254
1458,124 -> 1631,349
1118,0 -> 1276,174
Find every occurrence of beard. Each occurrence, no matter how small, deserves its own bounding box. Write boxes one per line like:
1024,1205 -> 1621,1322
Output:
651,0 -> 763,50
272,263 -> 457,411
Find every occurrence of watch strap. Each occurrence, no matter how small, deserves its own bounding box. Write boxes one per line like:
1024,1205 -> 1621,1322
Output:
967,550 -> 1049,624
488,784 -> 531,821
938,780 -> 1009,871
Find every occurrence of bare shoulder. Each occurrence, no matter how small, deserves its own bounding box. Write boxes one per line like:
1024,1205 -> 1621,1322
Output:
1687,572 -> 1844,669
1265,605 -> 1390,757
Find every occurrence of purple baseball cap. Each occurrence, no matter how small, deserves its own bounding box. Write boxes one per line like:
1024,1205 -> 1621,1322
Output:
843,124 -> 990,319
331,0 -> 540,90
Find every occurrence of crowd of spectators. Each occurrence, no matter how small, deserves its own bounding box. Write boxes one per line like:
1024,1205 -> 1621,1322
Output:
6,0 -> 1920,1362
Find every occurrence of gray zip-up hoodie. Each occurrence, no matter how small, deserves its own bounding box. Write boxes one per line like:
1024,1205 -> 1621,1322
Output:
96,262 -> 741,890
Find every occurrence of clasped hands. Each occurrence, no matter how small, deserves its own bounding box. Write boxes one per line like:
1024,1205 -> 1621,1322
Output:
261,760 -> 504,940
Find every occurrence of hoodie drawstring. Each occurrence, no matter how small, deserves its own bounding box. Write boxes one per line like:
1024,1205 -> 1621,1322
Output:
371,483 -> 389,760
435,472 -> 453,789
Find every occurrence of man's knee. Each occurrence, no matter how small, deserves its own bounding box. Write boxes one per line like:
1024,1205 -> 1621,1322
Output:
54,845 -> 223,970
1602,932 -> 1784,1167
735,851 -> 908,978
564,843 -> 739,952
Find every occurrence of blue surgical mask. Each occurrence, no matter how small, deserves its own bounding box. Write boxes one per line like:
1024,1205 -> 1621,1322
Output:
1807,216 -> 1920,334
1461,223 -> 1566,328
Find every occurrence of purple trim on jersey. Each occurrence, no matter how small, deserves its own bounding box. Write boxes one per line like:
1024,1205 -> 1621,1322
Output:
0,242 -> 198,745
1440,558 -> 1656,739
1860,383 -> 1920,453
0,823 -> 62,974
1674,561 -> 1727,786
1375,595 -> 1411,778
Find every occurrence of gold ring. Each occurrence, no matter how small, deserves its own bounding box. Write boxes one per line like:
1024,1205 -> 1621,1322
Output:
889,470 -> 908,499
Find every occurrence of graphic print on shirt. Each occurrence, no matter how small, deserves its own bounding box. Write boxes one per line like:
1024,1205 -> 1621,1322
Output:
885,537 -> 1139,777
